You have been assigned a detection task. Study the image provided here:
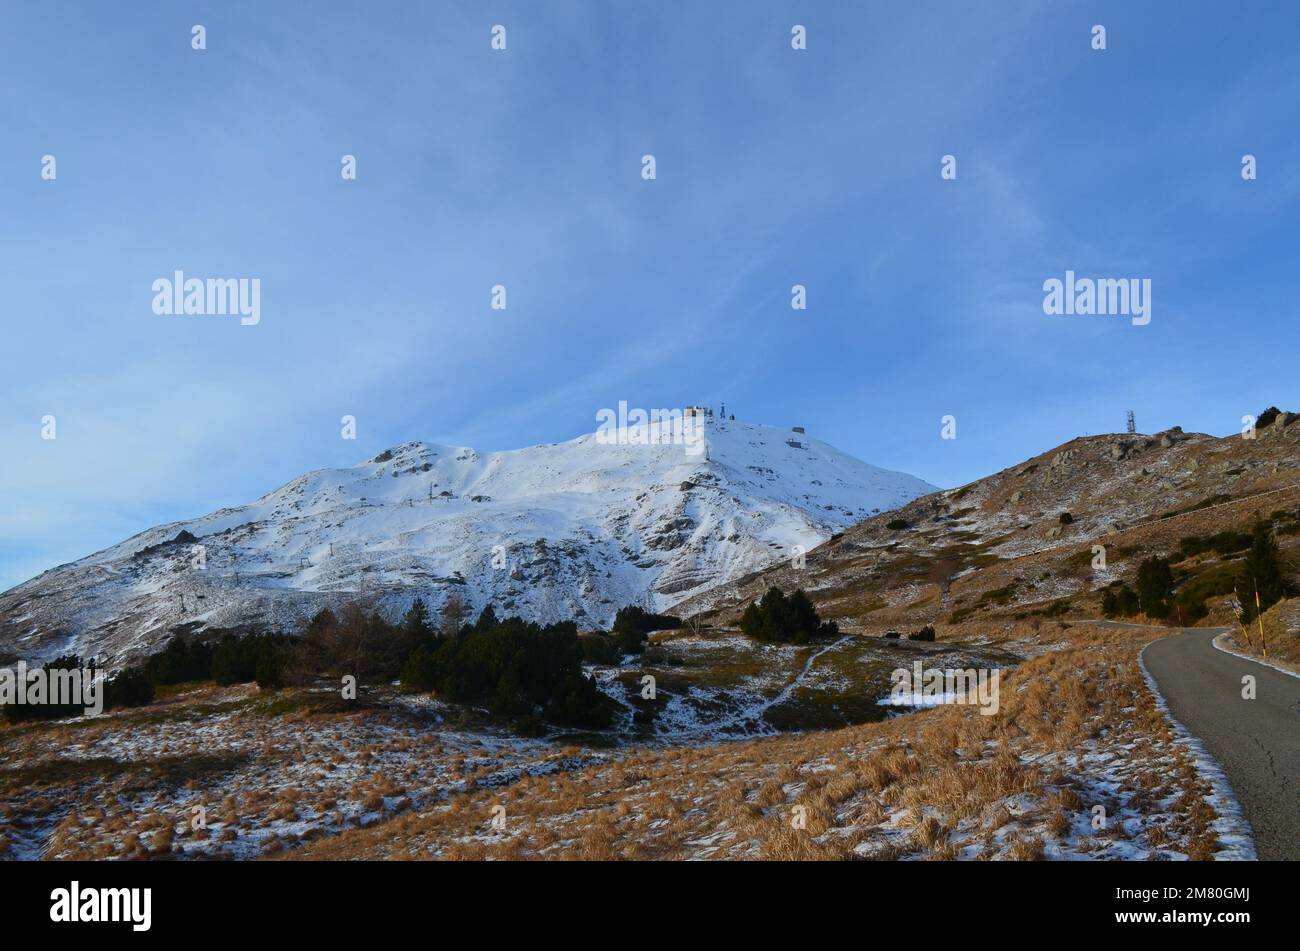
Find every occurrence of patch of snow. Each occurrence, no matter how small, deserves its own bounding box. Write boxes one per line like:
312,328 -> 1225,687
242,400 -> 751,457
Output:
1137,645 -> 1258,860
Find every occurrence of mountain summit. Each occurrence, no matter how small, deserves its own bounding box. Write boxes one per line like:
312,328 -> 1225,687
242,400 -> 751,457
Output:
0,416 -> 934,665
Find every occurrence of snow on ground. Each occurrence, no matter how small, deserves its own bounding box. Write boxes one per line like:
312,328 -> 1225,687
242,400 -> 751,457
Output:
1212,630 -> 1300,679
1137,649 -> 1258,860
270,625 -> 1243,862
0,683 -> 616,861
0,626 -> 1247,863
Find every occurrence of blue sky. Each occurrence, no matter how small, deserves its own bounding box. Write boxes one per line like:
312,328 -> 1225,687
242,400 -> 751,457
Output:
2,1 -> 1298,591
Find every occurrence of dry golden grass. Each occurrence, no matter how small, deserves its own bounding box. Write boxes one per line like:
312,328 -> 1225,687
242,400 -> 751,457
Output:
0,621 -> 1230,862
275,623 -> 1224,862
1219,597 -> 1300,673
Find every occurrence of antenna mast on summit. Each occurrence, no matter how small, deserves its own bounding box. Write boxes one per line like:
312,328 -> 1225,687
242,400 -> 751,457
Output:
1126,410 -> 1136,434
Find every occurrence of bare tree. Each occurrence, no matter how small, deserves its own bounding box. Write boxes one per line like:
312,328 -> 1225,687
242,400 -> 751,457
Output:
291,600 -> 402,687
440,591 -> 466,638
927,558 -> 958,616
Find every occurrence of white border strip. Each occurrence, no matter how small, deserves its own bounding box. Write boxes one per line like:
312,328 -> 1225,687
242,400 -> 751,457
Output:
1137,642 -> 1258,861
1212,631 -> 1300,681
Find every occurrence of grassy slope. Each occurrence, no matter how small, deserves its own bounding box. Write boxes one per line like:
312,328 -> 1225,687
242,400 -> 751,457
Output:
1217,597 -> 1300,675
676,423 -> 1300,643
286,624 -> 1225,861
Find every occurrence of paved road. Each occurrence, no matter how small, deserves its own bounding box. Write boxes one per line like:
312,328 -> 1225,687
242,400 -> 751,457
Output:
1137,625 -> 1299,860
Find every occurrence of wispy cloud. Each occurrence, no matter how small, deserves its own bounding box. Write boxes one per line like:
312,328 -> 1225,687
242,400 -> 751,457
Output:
2,1 -> 1297,588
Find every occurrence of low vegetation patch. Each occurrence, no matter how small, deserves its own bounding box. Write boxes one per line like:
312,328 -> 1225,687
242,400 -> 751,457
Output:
740,587 -> 839,644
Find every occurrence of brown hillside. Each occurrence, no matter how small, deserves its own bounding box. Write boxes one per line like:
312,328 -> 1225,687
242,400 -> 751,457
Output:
678,416 -> 1300,637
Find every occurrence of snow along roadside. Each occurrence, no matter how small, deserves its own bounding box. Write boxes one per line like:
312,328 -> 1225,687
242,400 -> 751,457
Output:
1136,642 -> 1257,861
1211,631 -> 1300,681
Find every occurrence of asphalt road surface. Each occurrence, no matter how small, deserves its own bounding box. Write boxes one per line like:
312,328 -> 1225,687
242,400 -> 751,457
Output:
1139,625 -> 1299,860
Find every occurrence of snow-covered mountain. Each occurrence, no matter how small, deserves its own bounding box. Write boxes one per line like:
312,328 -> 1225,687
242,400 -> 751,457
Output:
0,416 -> 935,666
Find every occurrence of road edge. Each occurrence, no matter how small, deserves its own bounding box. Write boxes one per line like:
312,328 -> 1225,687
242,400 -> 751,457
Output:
1137,637 -> 1258,861
1211,631 -> 1300,681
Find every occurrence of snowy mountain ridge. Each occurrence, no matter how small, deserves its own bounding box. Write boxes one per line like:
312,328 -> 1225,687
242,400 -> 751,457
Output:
0,416 -> 935,665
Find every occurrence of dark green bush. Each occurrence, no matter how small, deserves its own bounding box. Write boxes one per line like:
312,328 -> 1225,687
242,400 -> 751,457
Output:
397,598 -> 434,659
255,650 -> 285,689
1175,561 -> 1240,611
1,654 -> 97,723
610,606 -> 680,655
1101,587 -> 1130,618
400,645 -> 438,692
514,713 -> 547,737
1039,600 -> 1070,618
419,615 -> 615,727
739,587 -> 838,644
1108,585 -> 1140,617
1136,556 -> 1174,619
210,633 -> 295,686
104,667 -> 155,708
143,636 -> 215,685
578,632 -> 622,665
1177,531 -> 1252,560
1235,520 -> 1286,623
